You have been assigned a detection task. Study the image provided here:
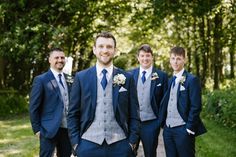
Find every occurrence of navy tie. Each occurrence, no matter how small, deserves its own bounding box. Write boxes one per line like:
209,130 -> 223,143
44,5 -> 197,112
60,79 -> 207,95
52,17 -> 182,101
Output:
141,71 -> 146,83
172,76 -> 177,87
101,69 -> 107,90
58,74 -> 65,89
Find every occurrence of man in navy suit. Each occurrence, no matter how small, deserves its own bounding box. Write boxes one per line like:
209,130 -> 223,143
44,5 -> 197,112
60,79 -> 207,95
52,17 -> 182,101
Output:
159,46 -> 207,157
67,31 -> 140,157
29,48 -> 72,157
129,44 -> 168,157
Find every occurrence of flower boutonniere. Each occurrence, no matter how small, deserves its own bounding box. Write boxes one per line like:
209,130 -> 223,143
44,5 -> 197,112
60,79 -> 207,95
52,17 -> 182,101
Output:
113,73 -> 126,86
151,72 -> 159,80
66,75 -> 74,84
179,75 -> 186,85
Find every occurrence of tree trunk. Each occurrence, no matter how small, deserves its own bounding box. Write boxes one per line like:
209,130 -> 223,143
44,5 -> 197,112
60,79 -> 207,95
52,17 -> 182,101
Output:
193,18 -> 200,77
213,12 -> 223,89
199,16 -> 208,88
229,40 -> 235,78
0,57 -> 4,88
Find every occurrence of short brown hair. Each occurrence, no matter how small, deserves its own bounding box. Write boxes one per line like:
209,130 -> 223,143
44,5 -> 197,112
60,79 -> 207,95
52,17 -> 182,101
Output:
49,48 -> 64,57
137,44 -> 153,56
170,46 -> 185,58
94,31 -> 116,48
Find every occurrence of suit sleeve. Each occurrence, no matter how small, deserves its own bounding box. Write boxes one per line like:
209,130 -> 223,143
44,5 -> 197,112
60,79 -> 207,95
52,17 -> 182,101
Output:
67,73 -> 81,145
128,75 -> 141,144
186,77 -> 202,131
29,76 -> 43,134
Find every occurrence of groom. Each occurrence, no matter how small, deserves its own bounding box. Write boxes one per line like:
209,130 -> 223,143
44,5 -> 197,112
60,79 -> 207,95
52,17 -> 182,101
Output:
67,31 -> 140,157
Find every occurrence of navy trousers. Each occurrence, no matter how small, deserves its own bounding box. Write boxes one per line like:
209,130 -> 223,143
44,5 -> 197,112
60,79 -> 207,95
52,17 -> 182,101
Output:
136,119 -> 160,157
76,139 -> 135,157
163,125 -> 195,157
40,128 -> 72,157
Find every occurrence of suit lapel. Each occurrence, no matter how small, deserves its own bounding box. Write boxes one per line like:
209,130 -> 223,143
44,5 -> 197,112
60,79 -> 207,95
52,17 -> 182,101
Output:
164,77 -> 175,103
177,70 -> 188,103
133,68 -> 139,87
150,68 -> 156,97
112,67 -> 120,114
47,70 -> 61,98
90,66 -> 98,110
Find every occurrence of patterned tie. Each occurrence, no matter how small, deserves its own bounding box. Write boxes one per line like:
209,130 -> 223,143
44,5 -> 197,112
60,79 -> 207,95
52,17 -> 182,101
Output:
141,71 -> 146,84
58,74 -> 65,89
172,76 -> 177,88
101,69 -> 108,90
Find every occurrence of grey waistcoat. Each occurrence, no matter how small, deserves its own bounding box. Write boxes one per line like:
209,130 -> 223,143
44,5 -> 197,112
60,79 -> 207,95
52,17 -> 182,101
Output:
81,78 -> 126,145
137,75 -> 156,122
166,82 -> 185,127
58,82 -> 69,128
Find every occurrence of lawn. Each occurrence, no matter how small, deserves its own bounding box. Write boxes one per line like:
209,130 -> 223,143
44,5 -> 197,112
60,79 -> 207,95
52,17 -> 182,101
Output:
0,114 -> 38,157
196,119 -> 236,157
0,114 -> 235,157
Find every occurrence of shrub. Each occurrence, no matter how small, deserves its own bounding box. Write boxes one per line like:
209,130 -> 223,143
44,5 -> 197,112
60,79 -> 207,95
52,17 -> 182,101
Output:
0,90 -> 28,117
203,80 -> 236,128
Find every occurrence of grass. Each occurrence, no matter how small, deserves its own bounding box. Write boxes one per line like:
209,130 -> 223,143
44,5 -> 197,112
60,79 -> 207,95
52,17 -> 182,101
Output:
0,114 -> 38,157
0,114 -> 235,157
196,119 -> 236,157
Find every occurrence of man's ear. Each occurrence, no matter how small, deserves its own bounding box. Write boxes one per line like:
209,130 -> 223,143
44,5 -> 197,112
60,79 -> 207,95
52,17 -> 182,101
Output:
184,57 -> 187,64
93,46 -> 96,55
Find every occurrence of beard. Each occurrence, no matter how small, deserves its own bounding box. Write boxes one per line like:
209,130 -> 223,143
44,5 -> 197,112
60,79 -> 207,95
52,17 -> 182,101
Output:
97,56 -> 113,66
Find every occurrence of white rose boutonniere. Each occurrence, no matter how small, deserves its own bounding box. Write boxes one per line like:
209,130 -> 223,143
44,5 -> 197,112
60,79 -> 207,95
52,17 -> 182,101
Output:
179,76 -> 186,85
151,72 -> 159,80
113,74 -> 126,86
66,75 -> 74,84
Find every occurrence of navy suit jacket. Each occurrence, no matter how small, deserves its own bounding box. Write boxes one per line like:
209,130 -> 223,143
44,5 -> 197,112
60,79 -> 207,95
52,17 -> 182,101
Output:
29,70 -> 71,138
67,66 -> 140,146
159,70 -> 207,136
129,67 -> 168,119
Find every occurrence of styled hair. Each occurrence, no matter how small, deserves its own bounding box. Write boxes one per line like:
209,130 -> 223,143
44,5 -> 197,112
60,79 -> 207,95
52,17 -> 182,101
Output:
137,44 -> 153,56
94,31 -> 116,48
49,48 -> 64,56
170,46 -> 185,58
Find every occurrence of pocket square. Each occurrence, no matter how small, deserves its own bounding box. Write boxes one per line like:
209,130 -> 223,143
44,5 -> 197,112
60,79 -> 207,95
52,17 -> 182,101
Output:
156,83 -> 162,87
119,86 -> 127,92
180,85 -> 185,91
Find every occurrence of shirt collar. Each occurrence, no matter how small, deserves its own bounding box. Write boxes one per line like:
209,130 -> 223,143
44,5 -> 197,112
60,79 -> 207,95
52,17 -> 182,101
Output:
96,62 -> 113,80
173,68 -> 185,82
139,65 -> 153,78
50,68 -> 64,81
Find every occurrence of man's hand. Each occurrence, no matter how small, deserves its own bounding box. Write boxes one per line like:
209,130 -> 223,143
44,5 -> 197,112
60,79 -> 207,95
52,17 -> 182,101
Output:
129,143 -> 136,151
35,131 -> 40,138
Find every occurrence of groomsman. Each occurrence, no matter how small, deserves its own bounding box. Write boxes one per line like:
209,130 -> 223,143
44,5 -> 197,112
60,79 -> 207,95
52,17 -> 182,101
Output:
67,31 -> 140,157
159,46 -> 207,157
129,44 -> 168,157
29,48 -> 72,157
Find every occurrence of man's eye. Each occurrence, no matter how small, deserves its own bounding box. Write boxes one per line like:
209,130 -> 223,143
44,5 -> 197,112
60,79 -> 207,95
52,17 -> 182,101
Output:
107,45 -> 113,49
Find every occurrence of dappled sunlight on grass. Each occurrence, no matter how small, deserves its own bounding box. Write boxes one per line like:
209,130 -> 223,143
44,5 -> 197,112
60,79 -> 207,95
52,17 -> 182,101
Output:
196,119 -> 236,157
0,114 -> 39,157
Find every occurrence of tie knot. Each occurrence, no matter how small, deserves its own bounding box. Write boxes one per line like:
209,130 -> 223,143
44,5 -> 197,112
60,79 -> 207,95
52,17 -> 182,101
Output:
58,73 -> 62,78
172,76 -> 177,87
173,76 -> 177,80
142,71 -> 146,75
102,69 -> 107,75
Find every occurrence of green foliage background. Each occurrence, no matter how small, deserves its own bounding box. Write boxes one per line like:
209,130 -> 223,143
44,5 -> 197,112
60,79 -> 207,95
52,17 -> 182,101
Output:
0,0 -> 235,92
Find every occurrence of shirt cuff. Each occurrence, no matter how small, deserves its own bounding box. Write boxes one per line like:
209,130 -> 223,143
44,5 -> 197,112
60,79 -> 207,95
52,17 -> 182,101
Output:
186,129 -> 195,135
